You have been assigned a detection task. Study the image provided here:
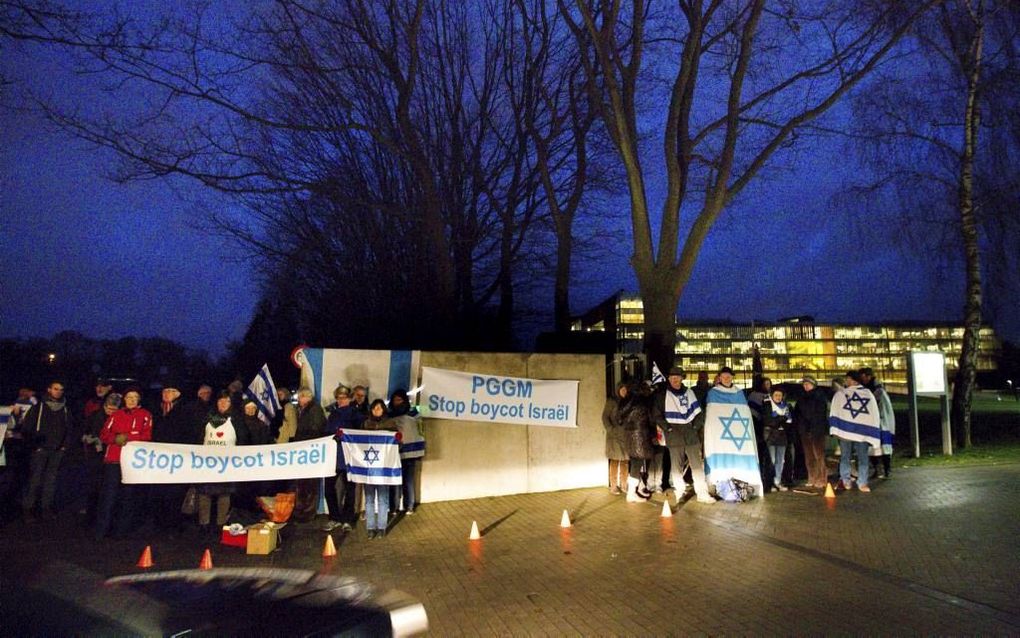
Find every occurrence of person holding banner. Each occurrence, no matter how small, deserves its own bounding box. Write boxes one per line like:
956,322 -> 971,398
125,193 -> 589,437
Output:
95,387 -> 152,539
359,399 -> 400,538
290,388 -> 325,523
196,391 -> 250,534
323,385 -> 363,532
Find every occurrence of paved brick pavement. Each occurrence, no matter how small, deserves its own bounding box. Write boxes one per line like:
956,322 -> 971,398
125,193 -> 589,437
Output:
4,463 -> 1020,635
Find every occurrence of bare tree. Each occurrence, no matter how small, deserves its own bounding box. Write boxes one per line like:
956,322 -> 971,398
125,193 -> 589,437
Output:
848,0 -> 1020,447
24,0 -> 603,348
557,0 -> 939,370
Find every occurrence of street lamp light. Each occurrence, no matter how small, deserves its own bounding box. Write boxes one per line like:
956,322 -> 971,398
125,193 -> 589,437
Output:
47,353 -> 56,364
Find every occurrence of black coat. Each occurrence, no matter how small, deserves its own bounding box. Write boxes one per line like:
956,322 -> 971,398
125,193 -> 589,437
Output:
21,402 -> 73,451
793,387 -> 830,437
152,400 -> 200,444
619,388 -> 655,460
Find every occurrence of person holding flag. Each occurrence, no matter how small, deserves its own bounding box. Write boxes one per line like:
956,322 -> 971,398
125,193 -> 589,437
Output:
829,371 -> 881,493
341,399 -> 401,539
703,366 -> 764,497
245,364 -> 282,430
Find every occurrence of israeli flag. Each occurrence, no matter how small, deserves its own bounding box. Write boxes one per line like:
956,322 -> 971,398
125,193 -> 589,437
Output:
703,385 -> 763,493
341,429 -> 403,485
245,364 -> 281,426
298,348 -> 421,406
651,361 -> 665,385
829,385 -> 881,448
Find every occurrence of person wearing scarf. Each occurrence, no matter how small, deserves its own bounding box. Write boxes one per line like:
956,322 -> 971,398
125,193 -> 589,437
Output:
96,387 -> 152,539
654,366 -> 713,504
763,388 -> 793,492
195,390 -> 250,534
323,385 -> 364,532
21,380 -> 73,522
152,380 -> 196,533
389,388 -> 425,515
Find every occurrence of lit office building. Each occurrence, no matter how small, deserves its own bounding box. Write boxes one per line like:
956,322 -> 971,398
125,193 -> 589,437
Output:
572,292 -> 1001,390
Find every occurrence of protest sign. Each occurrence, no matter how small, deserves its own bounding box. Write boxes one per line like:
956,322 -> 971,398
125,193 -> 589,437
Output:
120,436 -> 336,484
421,366 -> 578,427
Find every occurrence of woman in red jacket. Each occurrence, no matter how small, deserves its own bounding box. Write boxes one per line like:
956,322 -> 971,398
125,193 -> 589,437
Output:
95,387 -> 152,539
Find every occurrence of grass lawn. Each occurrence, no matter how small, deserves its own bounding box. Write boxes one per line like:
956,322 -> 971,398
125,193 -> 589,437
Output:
889,390 -> 1020,466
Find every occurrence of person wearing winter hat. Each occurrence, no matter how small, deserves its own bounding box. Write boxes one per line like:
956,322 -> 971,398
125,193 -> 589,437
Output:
95,387 -> 152,538
793,376 -> 831,489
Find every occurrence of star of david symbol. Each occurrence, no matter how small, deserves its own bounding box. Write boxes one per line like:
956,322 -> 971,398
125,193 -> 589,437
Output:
260,389 -> 271,403
363,446 -> 381,465
677,394 -> 689,409
843,391 -> 871,419
719,408 -> 752,451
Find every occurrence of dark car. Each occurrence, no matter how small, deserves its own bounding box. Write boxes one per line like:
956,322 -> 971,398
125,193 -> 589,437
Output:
7,562 -> 428,636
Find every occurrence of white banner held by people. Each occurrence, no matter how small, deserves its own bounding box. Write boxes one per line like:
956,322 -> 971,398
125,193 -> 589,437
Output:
120,437 -> 336,484
340,429 -> 402,485
245,363 -> 281,426
421,366 -> 578,427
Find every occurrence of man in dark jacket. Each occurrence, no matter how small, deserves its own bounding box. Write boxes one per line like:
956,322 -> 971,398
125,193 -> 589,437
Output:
151,380 -> 197,531
21,381 -> 74,521
654,367 -> 714,504
792,375 -> 830,489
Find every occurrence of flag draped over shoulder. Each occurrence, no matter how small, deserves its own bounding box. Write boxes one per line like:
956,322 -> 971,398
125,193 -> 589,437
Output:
245,364 -> 281,426
703,385 -> 763,492
829,385 -> 881,448
340,429 -> 402,485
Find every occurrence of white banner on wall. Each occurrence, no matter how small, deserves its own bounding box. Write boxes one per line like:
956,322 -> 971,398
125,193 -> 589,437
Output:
120,437 -> 337,484
421,366 -> 578,428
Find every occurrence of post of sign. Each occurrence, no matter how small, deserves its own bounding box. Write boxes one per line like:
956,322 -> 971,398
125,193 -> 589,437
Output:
907,351 -> 952,458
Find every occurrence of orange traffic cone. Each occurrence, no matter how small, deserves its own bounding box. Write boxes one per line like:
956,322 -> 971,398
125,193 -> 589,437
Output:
198,548 -> 213,570
660,500 -> 673,518
322,534 -> 337,558
469,520 -> 481,540
824,483 -> 836,498
560,509 -> 571,528
136,545 -> 153,568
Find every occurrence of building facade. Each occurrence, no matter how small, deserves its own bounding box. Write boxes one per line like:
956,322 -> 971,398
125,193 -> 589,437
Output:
572,292 -> 1001,390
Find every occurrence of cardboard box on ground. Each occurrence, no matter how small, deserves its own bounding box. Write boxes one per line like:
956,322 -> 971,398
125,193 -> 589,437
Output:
246,522 -> 286,555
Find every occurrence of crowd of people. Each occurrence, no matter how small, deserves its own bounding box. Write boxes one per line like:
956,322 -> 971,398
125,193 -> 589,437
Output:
0,377 -> 425,542
602,365 -> 896,501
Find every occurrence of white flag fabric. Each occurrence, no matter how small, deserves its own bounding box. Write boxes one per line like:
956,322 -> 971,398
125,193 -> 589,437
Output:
703,384 -> 763,493
651,362 -> 665,385
245,364 -> 281,426
829,384 -> 881,448
340,429 -> 402,485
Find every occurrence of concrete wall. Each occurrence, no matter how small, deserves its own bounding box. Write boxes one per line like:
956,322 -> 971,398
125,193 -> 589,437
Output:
418,352 -> 606,503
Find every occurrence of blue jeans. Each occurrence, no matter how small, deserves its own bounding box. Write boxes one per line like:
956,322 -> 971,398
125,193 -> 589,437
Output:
838,438 -> 871,488
363,484 -> 389,531
768,445 -> 786,485
401,458 -> 419,511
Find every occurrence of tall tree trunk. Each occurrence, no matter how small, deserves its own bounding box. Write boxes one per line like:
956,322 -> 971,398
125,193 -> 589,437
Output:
951,15 -> 983,450
638,274 -> 678,377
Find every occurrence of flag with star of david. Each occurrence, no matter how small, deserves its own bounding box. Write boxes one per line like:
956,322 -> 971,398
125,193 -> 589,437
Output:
703,384 -> 763,493
340,429 -> 402,485
828,385 -> 881,448
245,363 -> 282,426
